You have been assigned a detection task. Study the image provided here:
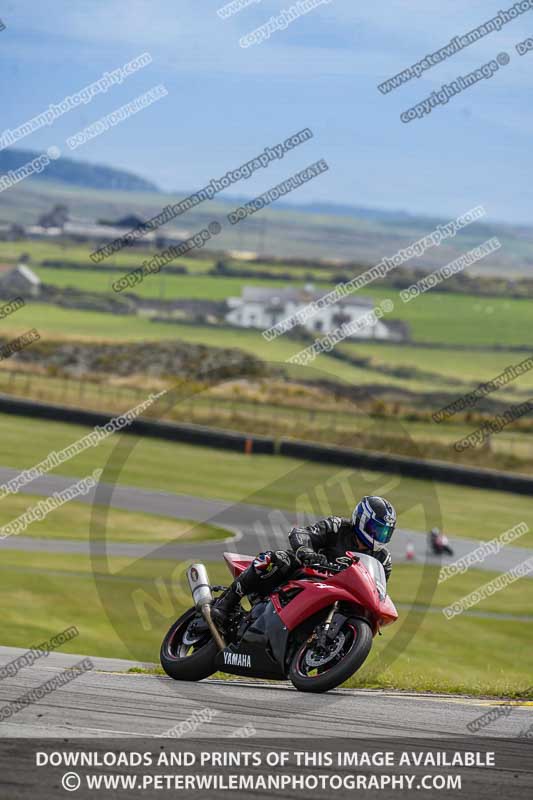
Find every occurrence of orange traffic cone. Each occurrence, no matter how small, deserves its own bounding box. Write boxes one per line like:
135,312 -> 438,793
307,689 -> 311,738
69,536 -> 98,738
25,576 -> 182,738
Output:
406,541 -> 415,561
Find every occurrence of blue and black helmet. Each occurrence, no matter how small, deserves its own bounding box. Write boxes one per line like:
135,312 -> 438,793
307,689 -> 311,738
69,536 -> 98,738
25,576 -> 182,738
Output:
352,496 -> 397,550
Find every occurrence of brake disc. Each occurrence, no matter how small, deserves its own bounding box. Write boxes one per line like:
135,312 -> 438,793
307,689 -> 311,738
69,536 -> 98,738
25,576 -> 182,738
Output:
305,631 -> 346,668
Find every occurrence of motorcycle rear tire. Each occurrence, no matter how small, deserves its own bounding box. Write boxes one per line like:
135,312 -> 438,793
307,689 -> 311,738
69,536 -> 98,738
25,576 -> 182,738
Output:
160,608 -> 218,682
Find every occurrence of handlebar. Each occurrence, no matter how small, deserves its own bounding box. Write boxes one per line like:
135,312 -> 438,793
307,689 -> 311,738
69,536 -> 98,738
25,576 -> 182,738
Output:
307,559 -> 354,574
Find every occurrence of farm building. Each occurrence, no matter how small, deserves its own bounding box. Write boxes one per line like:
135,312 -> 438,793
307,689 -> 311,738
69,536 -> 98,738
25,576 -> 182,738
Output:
0,263 -> 41,298
226,285 -> 395,340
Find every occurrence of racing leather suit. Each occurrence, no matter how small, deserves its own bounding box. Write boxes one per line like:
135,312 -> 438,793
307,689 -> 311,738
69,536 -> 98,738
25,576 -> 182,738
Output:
232,515 -> 392,600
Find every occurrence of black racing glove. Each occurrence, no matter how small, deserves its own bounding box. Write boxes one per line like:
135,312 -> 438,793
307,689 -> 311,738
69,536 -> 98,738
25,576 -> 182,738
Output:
296,547 -> 328,566
335,556 -> 353,568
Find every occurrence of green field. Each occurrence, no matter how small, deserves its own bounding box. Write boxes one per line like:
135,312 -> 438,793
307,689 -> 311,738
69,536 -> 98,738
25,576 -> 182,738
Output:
0,550 -> 530,697
358,612 -> 532,696
4,304 -> 533,410
25,268 -> 533,347
0,240 -> 335,281
341,341 -> 533,392
0,304 -> 396,388
2,412 -> 533,545
11,237 -> 533,340
33,266 -> 333,302
3,239 -> 533,432
2,231 -> 532,349
0,240 -> 212,274
363,288 -> 533,347
0,493 -> 228,544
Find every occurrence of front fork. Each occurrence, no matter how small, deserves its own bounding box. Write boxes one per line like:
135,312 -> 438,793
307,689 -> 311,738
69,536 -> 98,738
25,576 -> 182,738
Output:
317,601 -> 339,647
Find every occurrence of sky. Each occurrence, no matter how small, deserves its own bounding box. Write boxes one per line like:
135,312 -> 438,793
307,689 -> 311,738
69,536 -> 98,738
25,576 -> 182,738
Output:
1,0 -> 532,224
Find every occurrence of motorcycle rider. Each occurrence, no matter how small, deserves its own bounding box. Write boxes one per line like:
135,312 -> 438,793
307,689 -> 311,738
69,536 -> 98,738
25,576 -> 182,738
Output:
429,527 -> 453,556
213,495 -> 396,627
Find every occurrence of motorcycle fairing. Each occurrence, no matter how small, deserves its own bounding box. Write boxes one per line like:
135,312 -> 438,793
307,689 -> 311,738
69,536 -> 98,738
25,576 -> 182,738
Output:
223,552 -> 254,577
272,579 -> 358,629
272,561 -> 398,632
215,601 -> 289,679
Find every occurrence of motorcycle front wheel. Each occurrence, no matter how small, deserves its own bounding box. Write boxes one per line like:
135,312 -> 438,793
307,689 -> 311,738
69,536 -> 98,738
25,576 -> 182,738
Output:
289,618 -> 372,693
160,607 -> 218,681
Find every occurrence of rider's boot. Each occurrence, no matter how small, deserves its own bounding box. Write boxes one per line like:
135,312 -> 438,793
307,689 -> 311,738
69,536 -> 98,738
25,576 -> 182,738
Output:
212,565 -> 258,629
211,585 -> 241,629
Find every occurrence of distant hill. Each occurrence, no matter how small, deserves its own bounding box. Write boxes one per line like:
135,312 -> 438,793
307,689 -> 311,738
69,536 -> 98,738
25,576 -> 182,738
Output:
181,194 -> 418,224
0,148 -> 440,224
0,148 -> 158,193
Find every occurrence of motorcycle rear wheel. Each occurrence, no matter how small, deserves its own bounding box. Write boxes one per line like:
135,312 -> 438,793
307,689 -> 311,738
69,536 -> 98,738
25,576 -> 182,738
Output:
289,618 -> 372,693
160,607 -> 218,681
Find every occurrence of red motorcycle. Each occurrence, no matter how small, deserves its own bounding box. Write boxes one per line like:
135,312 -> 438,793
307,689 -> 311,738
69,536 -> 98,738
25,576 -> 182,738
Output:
160,551 -> 398,693
429,529 -> 454,557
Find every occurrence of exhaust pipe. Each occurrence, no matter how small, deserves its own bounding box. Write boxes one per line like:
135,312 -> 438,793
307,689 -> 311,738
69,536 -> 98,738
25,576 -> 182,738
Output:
187,563 -> 225,650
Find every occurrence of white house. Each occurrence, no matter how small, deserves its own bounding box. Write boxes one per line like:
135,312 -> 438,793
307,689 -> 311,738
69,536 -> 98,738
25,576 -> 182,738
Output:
226,285 -> 393,340
0,263 -> 41,298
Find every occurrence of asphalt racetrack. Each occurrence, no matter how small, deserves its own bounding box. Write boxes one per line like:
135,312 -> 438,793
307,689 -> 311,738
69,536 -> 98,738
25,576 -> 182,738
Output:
0,647 -> 531,739
0,467 -> 531,577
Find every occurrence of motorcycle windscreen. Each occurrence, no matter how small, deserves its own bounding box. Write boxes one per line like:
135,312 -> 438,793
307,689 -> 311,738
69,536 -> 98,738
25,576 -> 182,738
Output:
356,553 -> 387,600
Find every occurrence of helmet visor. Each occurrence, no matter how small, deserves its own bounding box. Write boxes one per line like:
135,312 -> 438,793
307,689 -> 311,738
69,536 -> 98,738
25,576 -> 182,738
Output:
366,518 -> 394,544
